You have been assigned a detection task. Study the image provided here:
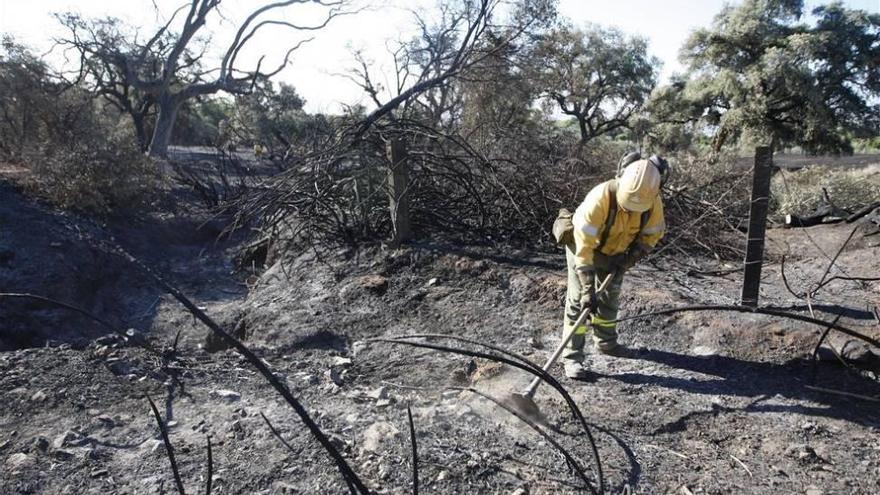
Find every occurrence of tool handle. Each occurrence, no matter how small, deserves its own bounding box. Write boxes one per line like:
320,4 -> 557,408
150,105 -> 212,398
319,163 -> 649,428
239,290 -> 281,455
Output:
522,272 -> 614,399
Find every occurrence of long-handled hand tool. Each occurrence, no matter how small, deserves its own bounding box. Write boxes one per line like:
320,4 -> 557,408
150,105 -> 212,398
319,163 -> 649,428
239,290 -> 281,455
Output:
504,272 -> 615,423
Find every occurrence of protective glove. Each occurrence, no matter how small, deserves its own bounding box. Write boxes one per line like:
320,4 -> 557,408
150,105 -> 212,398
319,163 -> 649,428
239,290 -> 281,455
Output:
607,253 -> 627,270
621,245 -> 648,270
576,267 -> 597,314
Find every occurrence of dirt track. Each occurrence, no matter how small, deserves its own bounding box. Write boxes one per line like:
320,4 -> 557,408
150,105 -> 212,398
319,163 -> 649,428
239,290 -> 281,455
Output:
1,180 -> 879,494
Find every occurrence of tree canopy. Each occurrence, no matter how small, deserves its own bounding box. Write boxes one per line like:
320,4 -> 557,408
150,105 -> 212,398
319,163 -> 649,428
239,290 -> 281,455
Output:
677,0 -> 880,153
529,24 -> 658,145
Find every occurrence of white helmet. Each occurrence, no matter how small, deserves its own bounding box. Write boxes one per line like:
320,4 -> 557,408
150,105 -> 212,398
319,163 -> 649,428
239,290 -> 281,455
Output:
616,159 -> 660,212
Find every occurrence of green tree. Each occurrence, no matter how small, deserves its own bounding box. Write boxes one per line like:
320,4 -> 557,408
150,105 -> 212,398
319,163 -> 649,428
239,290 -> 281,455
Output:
529,24 -> 659,145
233,81 -> 305,151
0,37 -> 54,160
679,0 -> 880,154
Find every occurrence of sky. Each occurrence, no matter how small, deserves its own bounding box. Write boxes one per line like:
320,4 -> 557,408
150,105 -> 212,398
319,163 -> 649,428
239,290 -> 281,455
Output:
1,0 -> 878,113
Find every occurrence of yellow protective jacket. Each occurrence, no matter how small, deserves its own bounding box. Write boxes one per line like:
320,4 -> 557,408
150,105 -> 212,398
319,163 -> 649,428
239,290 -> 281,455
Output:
571,179 -> 665,268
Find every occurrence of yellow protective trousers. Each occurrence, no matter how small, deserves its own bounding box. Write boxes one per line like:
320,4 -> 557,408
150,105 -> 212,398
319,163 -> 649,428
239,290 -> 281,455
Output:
562,245 -> 625,362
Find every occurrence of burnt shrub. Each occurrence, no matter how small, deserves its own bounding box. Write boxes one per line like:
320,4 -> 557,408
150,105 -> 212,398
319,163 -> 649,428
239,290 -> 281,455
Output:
23,93 -> 161,216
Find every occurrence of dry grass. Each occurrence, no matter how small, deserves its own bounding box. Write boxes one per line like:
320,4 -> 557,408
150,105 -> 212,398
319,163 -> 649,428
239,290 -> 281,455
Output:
773,164 -> 880,216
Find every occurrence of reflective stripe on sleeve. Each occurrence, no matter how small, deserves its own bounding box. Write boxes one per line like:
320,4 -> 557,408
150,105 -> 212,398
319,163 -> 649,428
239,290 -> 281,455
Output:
641,221 -> 666,235
580,224 -> 599,236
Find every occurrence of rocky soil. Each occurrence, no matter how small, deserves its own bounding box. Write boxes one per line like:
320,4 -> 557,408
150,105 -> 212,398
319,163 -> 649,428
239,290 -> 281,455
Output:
1,179 -> 879,494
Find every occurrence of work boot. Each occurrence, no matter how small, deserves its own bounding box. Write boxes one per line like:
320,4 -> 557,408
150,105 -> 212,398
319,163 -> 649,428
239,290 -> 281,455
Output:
563,360 -> 592,380
594,343 -> 635,358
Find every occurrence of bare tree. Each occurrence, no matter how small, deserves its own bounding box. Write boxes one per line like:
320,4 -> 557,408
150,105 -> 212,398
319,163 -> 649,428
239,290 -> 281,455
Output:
57,0 -> 349,157
350,0 -> 557,137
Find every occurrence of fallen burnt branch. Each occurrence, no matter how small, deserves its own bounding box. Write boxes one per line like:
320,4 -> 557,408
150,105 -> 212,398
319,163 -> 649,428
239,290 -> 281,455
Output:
369,336 -> 603,495
406,406 -> 418,495
784,210 -> 844,228
846,202 -> 880,223
611,305 -> 880,350
259,411 -> 360,495
783,188 -> 853,228
452,386 -> 594,491
101,245 -> 371,495
378,334 -> 602,449
146,394 -> 187,495
205,437 -> 213,495
805,385 -> 880,403
815,225 -> 858,292
812,314 -> 843,362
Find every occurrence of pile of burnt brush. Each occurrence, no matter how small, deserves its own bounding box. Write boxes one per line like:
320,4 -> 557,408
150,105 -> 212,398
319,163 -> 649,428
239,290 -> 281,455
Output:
229,118 -> 622,252
651,151 -> 753,265
211,113 -> 766,268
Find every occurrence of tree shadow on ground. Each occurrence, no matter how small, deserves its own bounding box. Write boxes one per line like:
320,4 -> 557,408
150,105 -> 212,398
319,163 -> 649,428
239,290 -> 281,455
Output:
594,348 -> 880,429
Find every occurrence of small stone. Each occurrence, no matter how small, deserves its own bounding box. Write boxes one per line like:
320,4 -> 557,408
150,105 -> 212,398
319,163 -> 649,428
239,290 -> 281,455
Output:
96,415 -> 116,427
365,387 -> 388,400
31,436 -> 49,453
90,468 -> 109,478
6,453 -> 32,470
326,368 -> 343,386
840,340 -> 876,364
691,345 -> 718,356
331,356 -> 352,367
210,390 -> 241,402
786,444 -> 819,463
805,486 -> 823,495
359,422 -> 400,453
53,432 -> 78,450
377,462 -> 391,479
426,277 -> 439,286
375,399 -> 393,408
53,449 -> 75,461
229,420 -> 244,438
30,390 -> 48,402
437,470 -> 448,481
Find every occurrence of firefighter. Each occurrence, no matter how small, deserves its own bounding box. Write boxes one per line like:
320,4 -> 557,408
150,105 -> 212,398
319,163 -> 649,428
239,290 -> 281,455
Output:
557,155 -> 668,379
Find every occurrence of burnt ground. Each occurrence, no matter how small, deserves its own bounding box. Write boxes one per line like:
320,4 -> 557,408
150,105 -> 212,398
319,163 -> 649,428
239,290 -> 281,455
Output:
1,173 -> 879,494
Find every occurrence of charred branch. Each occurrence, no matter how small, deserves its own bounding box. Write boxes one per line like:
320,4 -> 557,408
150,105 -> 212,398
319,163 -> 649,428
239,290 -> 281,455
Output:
368,335 -> 603,494
100,244 -> 371,494
611,304 -> 880,350
147,393 -> 187,495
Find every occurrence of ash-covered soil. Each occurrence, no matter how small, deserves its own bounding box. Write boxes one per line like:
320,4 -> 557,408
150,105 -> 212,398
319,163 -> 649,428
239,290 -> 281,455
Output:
1,181 -> 879,494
